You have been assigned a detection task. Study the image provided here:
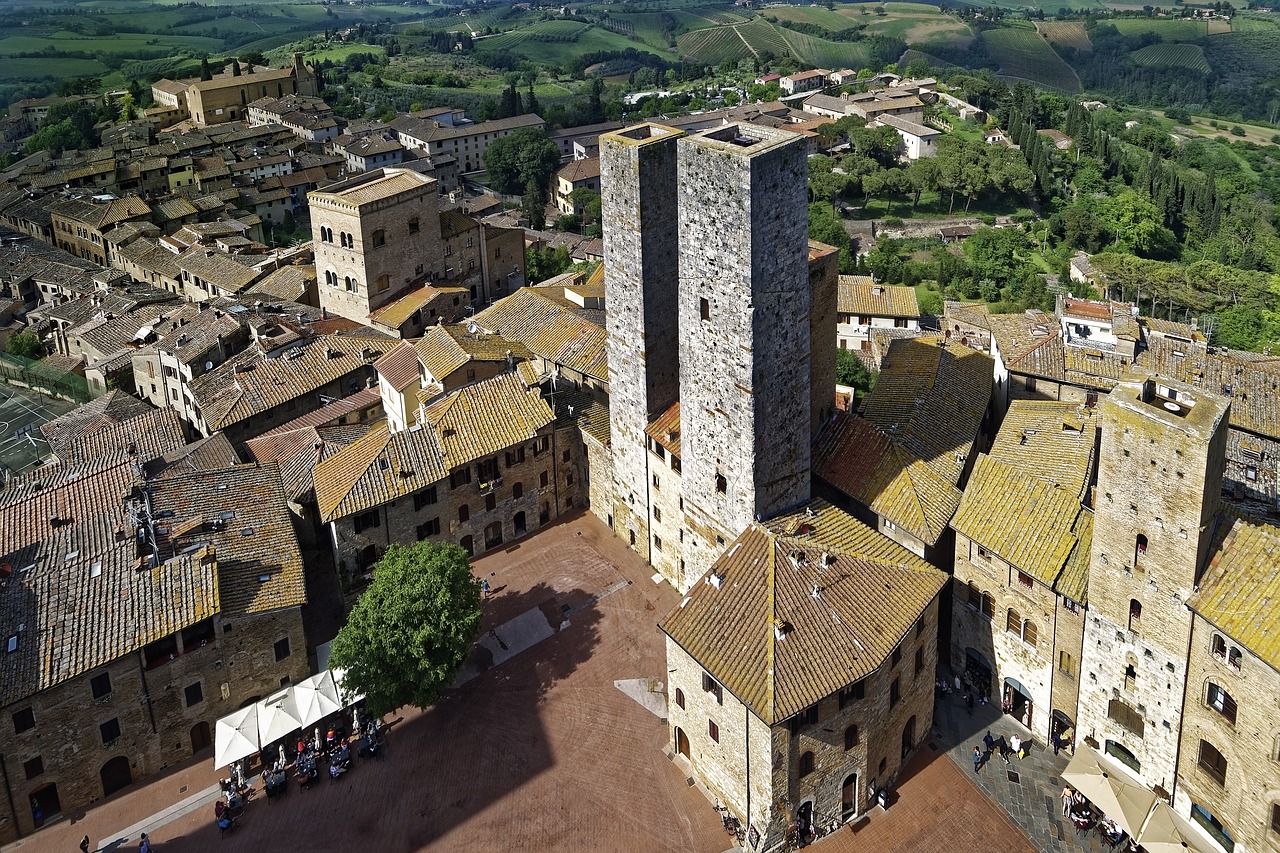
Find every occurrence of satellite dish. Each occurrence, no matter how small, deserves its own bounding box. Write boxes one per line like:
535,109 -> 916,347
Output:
205,361 -> 214,371
467,322 -> 478,335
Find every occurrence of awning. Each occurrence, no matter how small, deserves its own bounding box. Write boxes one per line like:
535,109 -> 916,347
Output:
214,705 -> 259,769
1137,803 -> 1216,853
294,670 -> 344,728
332,667 -> 364,704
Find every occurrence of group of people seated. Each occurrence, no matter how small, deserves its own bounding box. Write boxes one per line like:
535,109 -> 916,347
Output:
261,767 -> 288,801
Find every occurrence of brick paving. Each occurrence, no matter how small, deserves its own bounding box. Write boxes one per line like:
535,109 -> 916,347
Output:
5,513 -> 728,853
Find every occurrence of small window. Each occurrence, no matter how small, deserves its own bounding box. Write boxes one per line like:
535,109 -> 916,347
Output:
1228,647 -> 1241,670
1059,651 -> 1076,678
700,297 -> 710,321
708,719 -> 720,742
652,474 -> 660,490
414,487 -> 439,510
1212,634 -> 1227,659
675,689 -> 685,710
12,708 -> 34,734
1017,571 -> 1033,589
563,448 -> 571,463
715,474 -> 727,494
273,637 -> 291,661
653,535 -> 662,551
185,682 -> 203,707
1129,599 -> 1142,633
654,507 -> 662,523
417,519 -> 441,540
1198,739 -> 1227,785
799,751 -> 816,777
408,217 -> 420,235
840,679 -> 865,708
702,672 -> 723,705
100,717 -> 121,745
914,647 -> 924,676
1270,803 -> 1280,837
1206,683 -> 1238,724
459,504 -> 470,523
844,725 -> 860,750
915,618 -> 925,639
890,678 -> 901,708
891,646 -> 901,667
1124,664 -> 1137,692
513,482 -> 524,500
540,471 -> 549,488
371,229 -> 385,248
91,672 -> 112,700
22,756 -> 43,780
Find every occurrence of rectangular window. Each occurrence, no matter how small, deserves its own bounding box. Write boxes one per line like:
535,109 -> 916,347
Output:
100,717 -> 121,745
540,471 -> 549,488
506,447 -> 526,467
1271,803 -> 1280,836
417,518 -> 441,540
22,756 -> 43,780
1198,740 -> 1227,785
890,678 -> 901,708
702,672 -> 723,705
1206,684 -> 1237,724
184,682 -> 203,707
1059,651 -> 1076,678
12,708 -> 34,734
839,679 -> 866,709
1017,571 -> 1034,589
1107,699 -> 1145,737
353,510 -> 380,534
708,719 -> 719,743
914,647 -> 924,676
274,637 -> 291,661
654,507 -> 662,522
653,535 -> 662,551
91,672 -> 112,700
414,487 -> 438,510
700,297 -> 710,321
450,468 -> 472,488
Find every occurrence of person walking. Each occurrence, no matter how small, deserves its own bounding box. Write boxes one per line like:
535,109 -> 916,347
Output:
1010,734 -> 1022,759
80,836 -> 91,853
964,693 -> 974,717
973,746 -> 983,773
1061,786 -> 1074,816
983,730 -> 995,756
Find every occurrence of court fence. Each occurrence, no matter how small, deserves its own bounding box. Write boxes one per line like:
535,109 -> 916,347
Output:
0,353 -> 92,404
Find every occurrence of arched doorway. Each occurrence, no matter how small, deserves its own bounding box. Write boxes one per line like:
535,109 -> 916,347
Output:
359,544 -> 378,570
514,511 -> 526,537
29,783 -> 60,828
484,520 -> 503,549
100,755 -> 132,797
459,535 -> 474,556
841,773 -> 858,820
796,801 -> 815,843
191,720 -> 212,754
1003,677 -> 1033,728
901,715 -> 917,758
674,726 -> 689,758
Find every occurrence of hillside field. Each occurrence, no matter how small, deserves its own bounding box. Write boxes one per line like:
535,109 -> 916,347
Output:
1036,21 -> 1093,51
1130,42 -> 1211,72
983,26 -> 1082,92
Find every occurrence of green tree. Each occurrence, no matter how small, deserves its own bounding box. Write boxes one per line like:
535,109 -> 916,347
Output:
483,127 -> 562,198
200,57 -> 213,81
835,348 -> 877,397
328,541 -> 482,717
526,244 -> 573,282
5,330 -> 44,360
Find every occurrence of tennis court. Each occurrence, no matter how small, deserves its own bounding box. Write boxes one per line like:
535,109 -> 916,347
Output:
0,385 -> 78,478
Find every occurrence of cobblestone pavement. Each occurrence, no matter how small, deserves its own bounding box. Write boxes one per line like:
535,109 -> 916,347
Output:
5,513 -> 727,853
928,668 -> 1113,853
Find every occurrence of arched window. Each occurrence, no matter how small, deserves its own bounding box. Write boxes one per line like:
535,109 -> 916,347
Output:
967,582 -> 981,610
1022,619 -> 1037,648
1228,647 -> 1242,670
1211,634 -> 1226,660
798,751 -> 815,777
1136,533 -> 1148,556
674,688 -> 684,710
458,504 -> 469,523
1124,664 -> 1137,691
1206,683 -> 1237,724
981,591 -> 995,620
1129,600 -> 1142,632
844,725 -> 859,750
1006,608 -> 1021,636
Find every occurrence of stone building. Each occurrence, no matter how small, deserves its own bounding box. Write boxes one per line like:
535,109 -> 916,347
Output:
1076,375 -> 1229,798
163,55 -> 319,127
835,276 -> 920,352
308,168 -> 446,325
949,401 -> 1096,746
0,460 -> 309,844
1172,512 -> 1280,853
660,501 -> 946,852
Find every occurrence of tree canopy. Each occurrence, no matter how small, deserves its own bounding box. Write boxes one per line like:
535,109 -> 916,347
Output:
483,127 -> 561,198
4,330 -> 44,360
328,541 -> 482,717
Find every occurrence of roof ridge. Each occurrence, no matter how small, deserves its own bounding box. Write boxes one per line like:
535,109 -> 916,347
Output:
764,526 -> 778,723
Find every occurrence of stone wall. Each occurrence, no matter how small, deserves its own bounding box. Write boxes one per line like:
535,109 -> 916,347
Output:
646,444 -> 687,589
676,125 -> 811,583
808,243 -> 839,441
1173,614 -> 1279,853
600,125 -> 683,574
0,605 -> 306,843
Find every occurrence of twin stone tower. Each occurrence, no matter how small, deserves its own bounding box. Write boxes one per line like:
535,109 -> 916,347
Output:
601,122 -> 838,591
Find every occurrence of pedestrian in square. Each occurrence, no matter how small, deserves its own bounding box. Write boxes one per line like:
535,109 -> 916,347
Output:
1061,786 -> 1074,816
481,578 -> 490,599
973,746 -> 983,773
964,692 -> 974,717
80,836 -> 91,853
983,730 -> 995,756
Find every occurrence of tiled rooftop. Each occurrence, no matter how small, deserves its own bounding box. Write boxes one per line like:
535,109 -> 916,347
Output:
1194,509 -> 1280,671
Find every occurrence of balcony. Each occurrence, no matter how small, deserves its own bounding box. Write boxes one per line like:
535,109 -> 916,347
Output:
479,477 -> 503,496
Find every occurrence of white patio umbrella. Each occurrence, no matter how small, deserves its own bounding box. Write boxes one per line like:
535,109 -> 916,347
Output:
332,667 -> 364,705
1137,802 -> 1213,853
1061,745 -> 1158,835
214,705 -> 259,769
294,671 -> 343,728
256,688 -> 304,746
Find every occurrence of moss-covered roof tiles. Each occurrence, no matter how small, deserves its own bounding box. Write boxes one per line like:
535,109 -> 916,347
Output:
1192,511 -> 1280,673
661,500 -> 945,724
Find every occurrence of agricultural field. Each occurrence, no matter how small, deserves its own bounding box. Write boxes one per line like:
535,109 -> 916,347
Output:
1130,42 -> 1211,72
983,25 -> 1082,92
900,47 -> 957,68
774,26 -> 873,68
864,12 -> 972,44
1229,15 -> 1280,32
1109,18 -> 1208,39
677,17 -> 791,62
1036,21 -> 1092,52
478,21 -> 641,64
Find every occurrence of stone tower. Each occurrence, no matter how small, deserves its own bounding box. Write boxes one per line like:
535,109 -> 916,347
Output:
676,124 -> 812,579
1077,375 -> 1229,794
600,124 -> 684,556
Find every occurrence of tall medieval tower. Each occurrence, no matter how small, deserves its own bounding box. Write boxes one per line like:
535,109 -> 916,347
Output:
676,124 -> 813,580
600,124 -> 684,557
1078,375 -> 1229,795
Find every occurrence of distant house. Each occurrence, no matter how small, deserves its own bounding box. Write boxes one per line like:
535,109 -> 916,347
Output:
754,73 -> 782,86
835,275 -> 921,351
872,114 -> 941,161
939,225 -> 976,243
780,69 -> 831,95
829,69 -> 860,86
1036,129 -> 1073,150
554,157 -> 601,216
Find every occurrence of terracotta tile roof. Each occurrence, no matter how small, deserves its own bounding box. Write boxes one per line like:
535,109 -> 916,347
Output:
246,423 -> 370,503
645,401 -> 681,458
149,464 -> 306,616
176,246 -> 263,294
472,288 -> 607,382
315,169 -> 430,207
412,324 -> 529,384
423,371 -> 555,470
986,312 -> 1064,380
247,265 -> 314,303
145,433 -> 242,480
985,401 -> 1097,501
1057,509 -> 1092,605
374,341 -> 422,392
43,404 -> 186,467
313,421 -> 447,522
256,385 -> 381,437
189,334 -> 381,431
1142,317 -> 1205,342
837,277 -> 919,318
661,500 -> 946,724
1137,338 -> 1280,439
1192,510 -> 1280,671
1061,346 -> 1128,389
0,545 -> 218,708
0,459 -> 140,561
556,157 -> 600,183
367,284 -> 468,328
1060,297 -> 1111,323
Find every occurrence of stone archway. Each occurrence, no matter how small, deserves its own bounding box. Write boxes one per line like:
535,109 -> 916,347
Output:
100,755 -> 132,797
